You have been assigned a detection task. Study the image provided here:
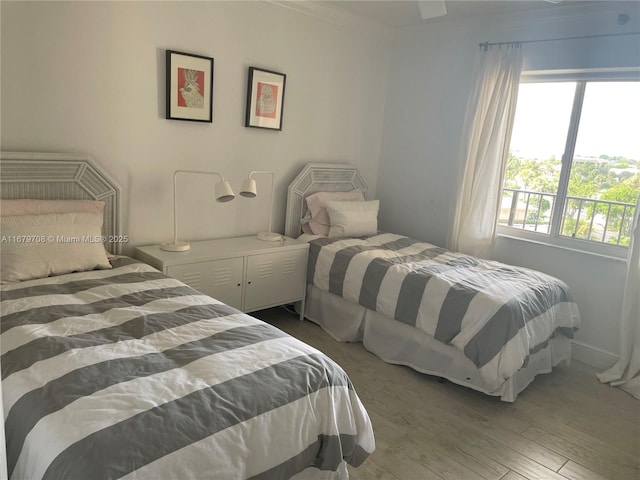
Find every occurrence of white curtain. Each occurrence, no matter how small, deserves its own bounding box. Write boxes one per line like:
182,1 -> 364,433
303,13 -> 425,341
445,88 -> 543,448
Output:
450,45 -> 523,258
597,198 -> 640,400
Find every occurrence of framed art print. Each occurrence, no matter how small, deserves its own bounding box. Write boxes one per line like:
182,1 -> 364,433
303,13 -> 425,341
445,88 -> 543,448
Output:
245,67 -> 286,131
166,50 -> 214,122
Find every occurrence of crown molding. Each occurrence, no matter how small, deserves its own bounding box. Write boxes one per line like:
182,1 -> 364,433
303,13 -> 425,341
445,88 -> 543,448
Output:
264,1 -> 638,45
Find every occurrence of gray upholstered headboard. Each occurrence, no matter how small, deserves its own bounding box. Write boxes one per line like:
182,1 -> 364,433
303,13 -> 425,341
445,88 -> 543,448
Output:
0,152 -> 123,254
285,163 -> 368,238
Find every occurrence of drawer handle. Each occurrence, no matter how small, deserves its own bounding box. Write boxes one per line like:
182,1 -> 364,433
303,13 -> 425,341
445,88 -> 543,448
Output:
237,283 -> 241,287
247,281 -> 252,285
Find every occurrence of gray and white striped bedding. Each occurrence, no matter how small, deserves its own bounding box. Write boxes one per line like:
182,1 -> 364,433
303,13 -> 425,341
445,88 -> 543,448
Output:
308,233 -> 580,391
1,257 -> 374,480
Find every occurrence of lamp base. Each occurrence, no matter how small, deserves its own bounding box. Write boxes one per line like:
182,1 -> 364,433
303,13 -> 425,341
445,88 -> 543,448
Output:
256,231 -> 282,242
160,241 -> 191,252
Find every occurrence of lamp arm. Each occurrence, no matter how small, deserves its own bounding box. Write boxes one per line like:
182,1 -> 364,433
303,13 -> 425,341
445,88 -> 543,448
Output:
173,171 -> 179,245
268,175 -> 274,235
172,169 -> 226,244
248,171 -> 275,234
175,169 -> 226,182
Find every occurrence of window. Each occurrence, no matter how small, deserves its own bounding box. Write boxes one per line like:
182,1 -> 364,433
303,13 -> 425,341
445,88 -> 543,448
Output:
499,78 -> 640,256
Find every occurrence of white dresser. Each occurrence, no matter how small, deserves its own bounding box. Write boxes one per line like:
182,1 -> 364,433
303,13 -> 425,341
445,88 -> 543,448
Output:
134,236 -> 309,319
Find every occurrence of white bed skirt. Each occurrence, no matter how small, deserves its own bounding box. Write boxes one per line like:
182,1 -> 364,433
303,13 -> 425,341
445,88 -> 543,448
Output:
303,284 -> 572,402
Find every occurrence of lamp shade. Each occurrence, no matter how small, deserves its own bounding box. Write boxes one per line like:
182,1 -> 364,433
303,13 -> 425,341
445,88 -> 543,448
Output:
239,178 -> 257,198
215,180 -> 235,202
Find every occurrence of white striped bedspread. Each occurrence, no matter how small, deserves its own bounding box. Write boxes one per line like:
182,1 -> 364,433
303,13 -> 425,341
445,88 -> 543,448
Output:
1,257 -> 374,480
308,233 -> 581,392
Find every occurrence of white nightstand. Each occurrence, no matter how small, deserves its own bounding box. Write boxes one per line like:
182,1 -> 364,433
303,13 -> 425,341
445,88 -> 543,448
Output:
134,236 -> 309,320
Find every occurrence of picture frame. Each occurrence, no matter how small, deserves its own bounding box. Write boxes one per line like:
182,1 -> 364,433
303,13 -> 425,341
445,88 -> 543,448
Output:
245,67 -> 286,131
166,50 -> 214,123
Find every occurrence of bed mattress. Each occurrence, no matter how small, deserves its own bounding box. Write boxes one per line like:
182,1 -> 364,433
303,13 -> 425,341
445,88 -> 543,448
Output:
1,258 -> 374,480
307,233 -> 580,393
304,283 -> 572,402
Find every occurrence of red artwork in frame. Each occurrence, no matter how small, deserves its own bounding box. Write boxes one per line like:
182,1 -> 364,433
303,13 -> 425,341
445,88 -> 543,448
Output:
166,50 -> 214,123
245,67 -> 286,131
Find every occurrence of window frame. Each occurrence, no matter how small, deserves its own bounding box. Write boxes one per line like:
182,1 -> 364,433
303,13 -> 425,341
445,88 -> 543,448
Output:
497,69 -> 640,259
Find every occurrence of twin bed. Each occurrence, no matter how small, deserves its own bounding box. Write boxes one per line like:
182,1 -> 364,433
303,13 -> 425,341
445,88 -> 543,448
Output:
0,153 -> 374,480
285,163 -> 580,402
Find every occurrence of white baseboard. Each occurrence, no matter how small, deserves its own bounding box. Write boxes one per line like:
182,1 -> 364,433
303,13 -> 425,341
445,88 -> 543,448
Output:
571,340 -> 618,370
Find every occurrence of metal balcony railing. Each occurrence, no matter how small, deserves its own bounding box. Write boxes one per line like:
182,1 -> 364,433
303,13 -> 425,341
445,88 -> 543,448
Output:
499,188 -> 637,247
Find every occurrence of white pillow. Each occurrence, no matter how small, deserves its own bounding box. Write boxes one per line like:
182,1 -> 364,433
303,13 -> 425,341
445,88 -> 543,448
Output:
305,190 -> 364,236
326,200 -> 379,238
1,212 -> 111,283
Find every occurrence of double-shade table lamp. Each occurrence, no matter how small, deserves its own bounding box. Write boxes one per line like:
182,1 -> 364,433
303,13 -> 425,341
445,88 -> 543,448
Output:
160,169 -> 281,252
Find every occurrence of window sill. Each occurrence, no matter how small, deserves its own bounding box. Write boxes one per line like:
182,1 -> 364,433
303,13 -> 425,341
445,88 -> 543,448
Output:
496,232 -> 628,263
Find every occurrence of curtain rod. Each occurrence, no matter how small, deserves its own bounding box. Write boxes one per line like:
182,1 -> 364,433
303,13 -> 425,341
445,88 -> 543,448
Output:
479,31 -> 640,49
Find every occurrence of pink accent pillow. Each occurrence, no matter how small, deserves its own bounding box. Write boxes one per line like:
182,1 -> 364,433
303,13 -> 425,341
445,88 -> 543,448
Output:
305,190 -> 364,236
0,199 -> 105,217
301,222 -> 314,235
1,199 -> 112,255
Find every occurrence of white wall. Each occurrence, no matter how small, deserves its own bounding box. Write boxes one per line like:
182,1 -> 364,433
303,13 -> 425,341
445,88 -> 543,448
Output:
0,1 -> 390,252
377,2 -> 640,367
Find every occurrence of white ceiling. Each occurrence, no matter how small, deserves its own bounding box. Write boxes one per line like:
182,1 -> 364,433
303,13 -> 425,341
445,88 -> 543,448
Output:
317,1 -> 600,28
